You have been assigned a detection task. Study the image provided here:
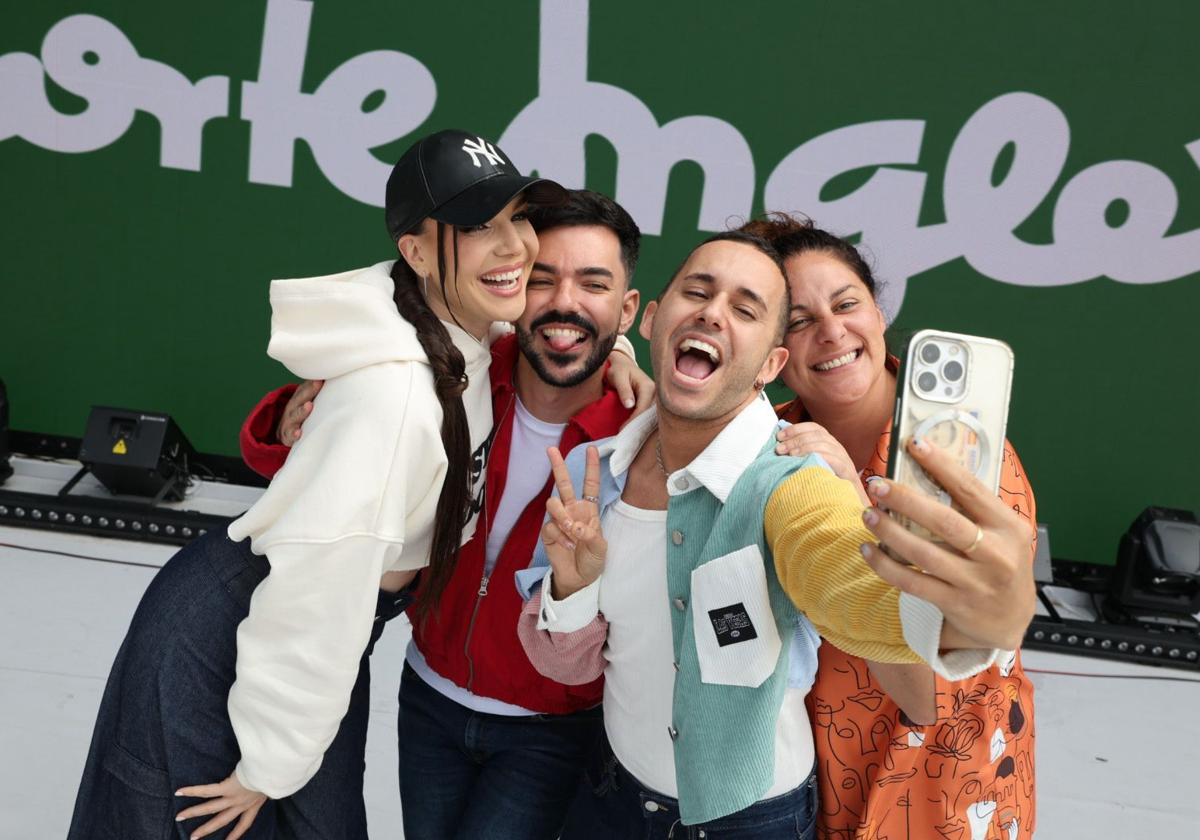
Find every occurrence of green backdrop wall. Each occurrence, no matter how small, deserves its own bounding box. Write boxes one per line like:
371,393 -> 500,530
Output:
3,0 -> 1198,567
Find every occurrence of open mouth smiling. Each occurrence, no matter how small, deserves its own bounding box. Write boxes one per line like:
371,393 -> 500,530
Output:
811,348 -> 862,372
674,336 -> 722,382
479,266 -> 522,291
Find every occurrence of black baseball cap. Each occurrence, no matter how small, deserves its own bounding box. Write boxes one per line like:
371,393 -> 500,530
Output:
385,129 -> 566,240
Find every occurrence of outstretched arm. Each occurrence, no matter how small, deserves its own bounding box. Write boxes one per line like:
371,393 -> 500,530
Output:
766,464 -> 923,665
771,445 -> 1035,681
859,437 -> 1036,653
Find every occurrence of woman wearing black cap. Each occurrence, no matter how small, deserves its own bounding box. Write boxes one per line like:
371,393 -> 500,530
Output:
68,130 -> 571,840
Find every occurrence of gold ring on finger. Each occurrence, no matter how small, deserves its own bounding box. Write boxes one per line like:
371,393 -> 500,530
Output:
962,524 -> 985,556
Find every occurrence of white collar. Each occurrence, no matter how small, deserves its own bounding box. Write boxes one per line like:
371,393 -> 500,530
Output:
608,402 -> 660,478
608,393 -> 781,503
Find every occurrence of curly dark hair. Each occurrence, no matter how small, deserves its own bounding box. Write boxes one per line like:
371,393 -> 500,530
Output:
737,213 -> 879,299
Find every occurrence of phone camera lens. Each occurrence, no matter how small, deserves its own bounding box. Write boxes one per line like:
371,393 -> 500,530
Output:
919,342 -> 941,364
943,360 -> 964,382
917,372 -> 937,392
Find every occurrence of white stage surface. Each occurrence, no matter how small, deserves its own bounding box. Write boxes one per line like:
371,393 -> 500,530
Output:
1,457 -> 1196,839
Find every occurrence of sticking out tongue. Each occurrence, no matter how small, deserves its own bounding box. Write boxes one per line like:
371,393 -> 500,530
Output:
547,333 -> 583,352
677,349 -> 716,380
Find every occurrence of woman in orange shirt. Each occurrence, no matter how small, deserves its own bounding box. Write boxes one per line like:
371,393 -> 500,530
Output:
748,215 -> 1038,840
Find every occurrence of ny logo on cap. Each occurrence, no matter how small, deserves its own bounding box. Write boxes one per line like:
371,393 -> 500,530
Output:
461,136 -> 505,169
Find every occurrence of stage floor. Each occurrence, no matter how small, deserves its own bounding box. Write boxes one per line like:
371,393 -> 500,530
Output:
3,519 -> 1197,838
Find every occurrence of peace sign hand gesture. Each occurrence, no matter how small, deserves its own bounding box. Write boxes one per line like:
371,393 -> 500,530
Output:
541,446 -> 607,601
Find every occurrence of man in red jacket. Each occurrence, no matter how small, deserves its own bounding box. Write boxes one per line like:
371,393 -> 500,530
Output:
241,189 -> 642,840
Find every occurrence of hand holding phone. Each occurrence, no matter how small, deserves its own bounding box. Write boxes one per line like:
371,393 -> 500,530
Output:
887,329 -> 1014,543
857,330 -> 1036,652
862,437 -> 1037,652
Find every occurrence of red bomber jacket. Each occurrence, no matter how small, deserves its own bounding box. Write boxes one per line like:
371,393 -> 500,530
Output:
239,333 -> 630,714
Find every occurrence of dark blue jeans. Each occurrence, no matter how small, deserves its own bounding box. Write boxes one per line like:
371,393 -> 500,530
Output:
67,532 -> 410,840
560,734 -> 818,840
396,662 -> 604,840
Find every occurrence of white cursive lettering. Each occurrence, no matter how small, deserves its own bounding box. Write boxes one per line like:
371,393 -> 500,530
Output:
241,0 -> 437,206
0,14 -> 228,170
2,1 -> 1196,313
500,0 -> 755,235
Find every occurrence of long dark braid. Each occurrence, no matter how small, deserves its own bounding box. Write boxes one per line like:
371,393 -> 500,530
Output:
390,224 -> 473,619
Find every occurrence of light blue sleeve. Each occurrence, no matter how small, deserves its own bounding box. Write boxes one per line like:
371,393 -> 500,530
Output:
513,443 -> 591,601
513,564 -> 550,602
786,614 -> 822,691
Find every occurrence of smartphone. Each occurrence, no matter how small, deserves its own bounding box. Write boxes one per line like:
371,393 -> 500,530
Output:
886,329 -> 1014,543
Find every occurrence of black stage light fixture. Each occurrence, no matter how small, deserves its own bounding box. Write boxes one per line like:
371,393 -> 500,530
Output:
0,379 -> 12,485
72,406 -> 198,503
1105,507 -> 1200,627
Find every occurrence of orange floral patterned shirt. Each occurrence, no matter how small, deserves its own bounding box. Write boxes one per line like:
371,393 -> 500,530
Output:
776,396 -> 1037,840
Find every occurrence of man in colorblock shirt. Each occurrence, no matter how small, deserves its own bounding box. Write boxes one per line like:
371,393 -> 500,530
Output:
516,231 -> 1036,838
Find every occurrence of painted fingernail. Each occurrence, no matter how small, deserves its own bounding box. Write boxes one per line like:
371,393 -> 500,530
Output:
863,509 -> 879,526
859,543 -> 872,558
911,437 -> 928,453
867,478 -> 889,497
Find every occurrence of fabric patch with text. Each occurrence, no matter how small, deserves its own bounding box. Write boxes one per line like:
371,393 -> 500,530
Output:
707,603 -> 758,647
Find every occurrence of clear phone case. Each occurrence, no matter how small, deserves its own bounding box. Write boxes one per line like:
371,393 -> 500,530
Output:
887,329 -> 1014,542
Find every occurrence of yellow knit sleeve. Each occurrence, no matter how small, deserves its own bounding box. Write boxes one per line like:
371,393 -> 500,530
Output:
765,467 -> 923,664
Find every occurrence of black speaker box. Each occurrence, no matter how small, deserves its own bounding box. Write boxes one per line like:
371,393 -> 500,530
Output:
1106,506 -> 1200,623
78,406 -> 196,500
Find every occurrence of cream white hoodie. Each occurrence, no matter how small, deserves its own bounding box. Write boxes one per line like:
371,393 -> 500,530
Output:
226,261 -> 492,797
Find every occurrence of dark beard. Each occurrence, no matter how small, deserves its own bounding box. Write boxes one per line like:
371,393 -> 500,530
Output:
515,312 -> 619,389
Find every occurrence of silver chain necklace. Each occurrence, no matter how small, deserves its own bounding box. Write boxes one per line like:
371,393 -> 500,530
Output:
654,436 -> 670,477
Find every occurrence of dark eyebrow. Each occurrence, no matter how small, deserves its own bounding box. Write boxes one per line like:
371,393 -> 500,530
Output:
531,264 -> 615,280
735,286 -> 769,311
790,284 -> 855,312
683,272 -> 768,311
